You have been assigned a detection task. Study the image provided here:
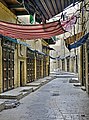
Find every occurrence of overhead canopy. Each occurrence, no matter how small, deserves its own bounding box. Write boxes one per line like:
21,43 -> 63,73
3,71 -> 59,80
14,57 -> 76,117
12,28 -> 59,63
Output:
65,32 -> 84,45
23,0 -> 82,21
0,20 -> 64,40
0,34 -> 31,47
68,32 -> 89,50
0,16 -> 76,40
42,45 -> 55,50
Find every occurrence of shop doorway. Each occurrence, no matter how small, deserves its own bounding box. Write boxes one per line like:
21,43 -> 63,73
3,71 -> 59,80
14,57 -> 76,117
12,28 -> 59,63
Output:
20,61 -> 24,87
2,47 -> 14,92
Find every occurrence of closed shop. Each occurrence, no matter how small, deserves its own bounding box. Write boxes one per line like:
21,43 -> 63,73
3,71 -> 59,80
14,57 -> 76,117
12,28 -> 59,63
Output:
26,48 -> 35,83
36,52 -> 43,79
1,37 -> 15,92
62,59 -> 65,71
43,56 -> 47,77
66,57 -> 70,72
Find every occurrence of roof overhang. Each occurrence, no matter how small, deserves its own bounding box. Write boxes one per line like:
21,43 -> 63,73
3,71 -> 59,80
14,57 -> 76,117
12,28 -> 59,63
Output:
2,0 -> 28,16
23,0 -> 83,22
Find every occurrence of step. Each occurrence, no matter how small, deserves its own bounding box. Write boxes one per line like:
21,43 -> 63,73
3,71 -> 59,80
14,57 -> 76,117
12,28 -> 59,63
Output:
26,82 -> 42,87
0,87 -> 33,100
0,101 -> 5,112
69,78 -> 79,83
35,79 -> 48,85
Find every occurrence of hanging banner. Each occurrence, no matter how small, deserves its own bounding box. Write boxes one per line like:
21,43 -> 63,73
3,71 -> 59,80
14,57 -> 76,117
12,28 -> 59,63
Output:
68,32 -> 89,50
65,32 -> 84,45
0,16 -> 76,40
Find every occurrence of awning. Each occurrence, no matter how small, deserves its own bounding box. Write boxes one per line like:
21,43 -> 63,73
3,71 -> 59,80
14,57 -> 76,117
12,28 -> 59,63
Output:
60,54 -> 70,60
17,39 -> 31,47
0,16 -> 76,40
0,34 -> 32,47
60,56 -> 65,60
42,45 -> 55,50
23,0 -> 82,21
48,47 -> 55,50
65,32 -> 84,45
0,20 -> 64,40
68,32 -> 89,50
0,34 -> 17,43
49,56 -> 59,60
49,56 -> 56,60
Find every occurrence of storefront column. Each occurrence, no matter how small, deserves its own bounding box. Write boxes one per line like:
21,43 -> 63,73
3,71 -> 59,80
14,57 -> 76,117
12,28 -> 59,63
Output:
0,40 -> 2,92
14,48 -> 18,88
86,42 -> 89,93
35,56 -> 37,80
70,58 -> 72,72
41,58 -> 43,78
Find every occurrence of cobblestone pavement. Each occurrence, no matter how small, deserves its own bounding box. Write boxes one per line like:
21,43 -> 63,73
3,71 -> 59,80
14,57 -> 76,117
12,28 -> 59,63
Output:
0,76 -> 89,120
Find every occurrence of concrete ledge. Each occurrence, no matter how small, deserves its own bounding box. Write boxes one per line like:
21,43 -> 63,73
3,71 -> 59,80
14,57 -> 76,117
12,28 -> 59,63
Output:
0,76 -> 56,112
0,76 -> 55,102
32,86 -> 41,92
0,92 -> 23,100
26,82 -> 42,87
0,87 -> 33,100
54,75 -> 78,78
69,78 -> 79,83
73,83 -> 81,86
81,86 -> 86,91
35,79 -> 49,85
0,101 -> 5,112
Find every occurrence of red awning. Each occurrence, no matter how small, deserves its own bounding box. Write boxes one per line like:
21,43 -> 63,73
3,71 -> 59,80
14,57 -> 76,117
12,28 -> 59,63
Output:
0,16 -> 76,40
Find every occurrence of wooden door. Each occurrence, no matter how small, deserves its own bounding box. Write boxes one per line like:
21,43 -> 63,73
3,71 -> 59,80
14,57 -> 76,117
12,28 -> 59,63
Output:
2,47 -> 14,92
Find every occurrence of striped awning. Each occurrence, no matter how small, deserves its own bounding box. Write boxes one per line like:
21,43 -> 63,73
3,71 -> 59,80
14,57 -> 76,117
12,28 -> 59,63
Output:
0,20 -> 64,40
0,16 -> 76,40
23,0 -> 82,22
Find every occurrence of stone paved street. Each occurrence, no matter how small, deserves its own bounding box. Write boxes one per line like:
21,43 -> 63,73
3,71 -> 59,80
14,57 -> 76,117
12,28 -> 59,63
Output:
0,73 -> 89,120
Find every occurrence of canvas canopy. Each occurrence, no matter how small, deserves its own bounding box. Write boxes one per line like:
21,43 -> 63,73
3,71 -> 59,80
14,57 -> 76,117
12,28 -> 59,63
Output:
0,16 -> 76,40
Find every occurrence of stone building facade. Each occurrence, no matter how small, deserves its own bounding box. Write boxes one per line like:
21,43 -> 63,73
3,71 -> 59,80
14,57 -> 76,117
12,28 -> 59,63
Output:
0,2 -> 50,93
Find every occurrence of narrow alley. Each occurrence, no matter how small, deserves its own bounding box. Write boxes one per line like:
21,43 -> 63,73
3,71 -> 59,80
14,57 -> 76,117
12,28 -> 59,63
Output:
0,72 -> 89,120
0,1 -> 89,120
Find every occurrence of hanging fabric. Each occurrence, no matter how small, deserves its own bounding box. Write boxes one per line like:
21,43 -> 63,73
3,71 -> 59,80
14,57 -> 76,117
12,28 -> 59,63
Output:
0,16 -> 76,40
68,32 -> 89,50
